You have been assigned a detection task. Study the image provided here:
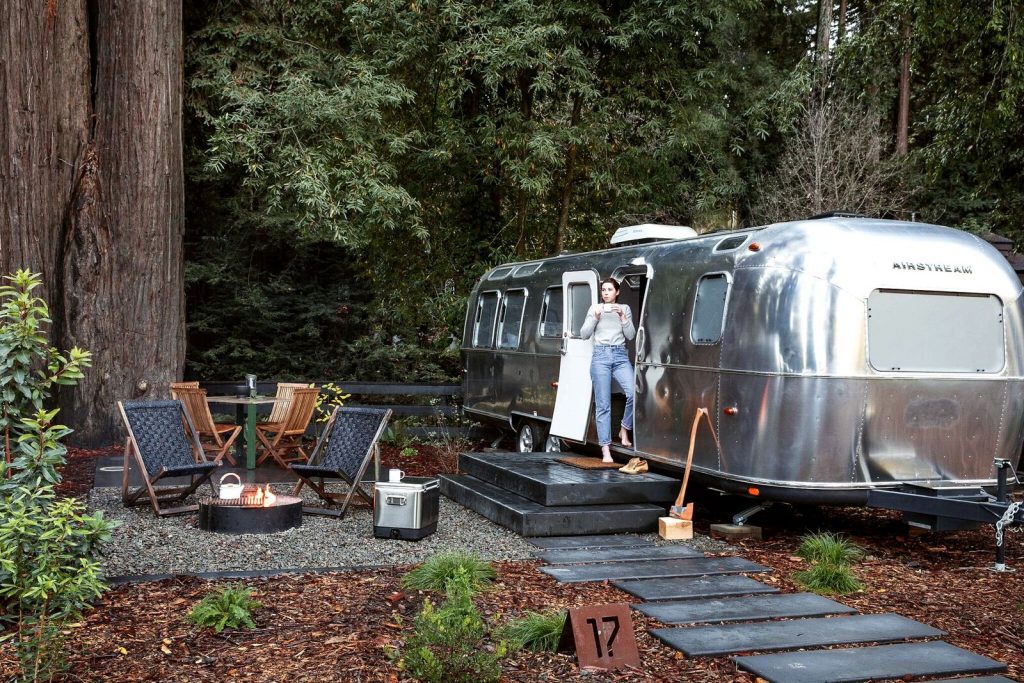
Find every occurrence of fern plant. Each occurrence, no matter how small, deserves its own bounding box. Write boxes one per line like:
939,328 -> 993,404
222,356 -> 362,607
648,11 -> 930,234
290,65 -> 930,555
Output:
187,584 -> 262,633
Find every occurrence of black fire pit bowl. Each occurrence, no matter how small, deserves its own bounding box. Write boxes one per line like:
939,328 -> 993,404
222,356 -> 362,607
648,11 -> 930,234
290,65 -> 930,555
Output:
199,495 -> 303,534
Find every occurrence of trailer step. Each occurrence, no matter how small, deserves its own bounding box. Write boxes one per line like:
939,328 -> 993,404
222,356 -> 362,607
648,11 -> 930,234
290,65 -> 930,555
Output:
438,474 -> 663,537
733,641 -> 1007,683
457,452 -> 679,506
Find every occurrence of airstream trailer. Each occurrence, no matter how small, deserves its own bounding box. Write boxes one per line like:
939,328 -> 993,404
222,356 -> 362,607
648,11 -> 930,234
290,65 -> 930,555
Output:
460,217 -> 1024,505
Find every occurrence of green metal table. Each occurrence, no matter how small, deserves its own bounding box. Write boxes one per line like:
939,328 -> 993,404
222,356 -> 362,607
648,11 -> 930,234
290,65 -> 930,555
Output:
205,396 -> 287,469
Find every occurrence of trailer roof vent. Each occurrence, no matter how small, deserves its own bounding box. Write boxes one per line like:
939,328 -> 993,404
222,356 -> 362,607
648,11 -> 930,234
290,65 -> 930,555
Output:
610,224 -> 698,246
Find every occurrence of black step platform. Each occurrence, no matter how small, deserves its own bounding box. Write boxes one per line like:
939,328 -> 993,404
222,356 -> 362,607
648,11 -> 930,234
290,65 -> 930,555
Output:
541,556 -> 769,583
733,641 -> 1007,683
635,592 -> 856,625
538,545 -> 704,565
459,452 -> 680,505
439,474 -> 663,537
614,574 -> 778,601
528,535 -> 654,550
651,613 -> 942,657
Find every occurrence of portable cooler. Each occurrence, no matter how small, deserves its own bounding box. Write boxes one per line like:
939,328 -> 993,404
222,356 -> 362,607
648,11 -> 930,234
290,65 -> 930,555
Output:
373,477 -> 440,541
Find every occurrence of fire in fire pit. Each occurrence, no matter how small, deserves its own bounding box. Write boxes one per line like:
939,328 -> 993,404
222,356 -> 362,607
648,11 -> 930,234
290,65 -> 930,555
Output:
199,484 -> 303,534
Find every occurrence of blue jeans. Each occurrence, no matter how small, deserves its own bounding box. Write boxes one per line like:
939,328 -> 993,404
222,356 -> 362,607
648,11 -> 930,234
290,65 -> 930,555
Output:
590,345 -> 634,446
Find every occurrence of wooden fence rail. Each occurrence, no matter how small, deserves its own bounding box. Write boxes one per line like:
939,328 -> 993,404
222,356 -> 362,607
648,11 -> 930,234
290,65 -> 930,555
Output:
201,381 -> 462,417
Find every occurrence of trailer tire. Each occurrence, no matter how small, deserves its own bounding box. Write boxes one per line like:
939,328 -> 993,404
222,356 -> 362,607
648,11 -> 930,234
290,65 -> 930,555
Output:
516,421 -> 543,453
543,435 -> 562,453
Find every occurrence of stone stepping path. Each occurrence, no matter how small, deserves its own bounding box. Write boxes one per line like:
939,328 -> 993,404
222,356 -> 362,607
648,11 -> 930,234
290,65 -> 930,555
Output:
733,641 -> 1008,683
540,556 -> 769,583
650,613 -> 943,657
614,573 -> 778,601
635,592 -> 856,625
537,545 -> 703,565
527,534 -> 654,550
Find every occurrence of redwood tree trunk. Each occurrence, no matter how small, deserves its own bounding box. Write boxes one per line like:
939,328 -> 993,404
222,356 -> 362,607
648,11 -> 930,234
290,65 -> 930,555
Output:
896,18 -> 912,156
1,2 -> 185,446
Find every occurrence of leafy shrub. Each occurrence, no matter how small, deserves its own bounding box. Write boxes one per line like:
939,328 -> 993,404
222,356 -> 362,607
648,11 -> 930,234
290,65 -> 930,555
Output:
796,532 -> 865,566
794,562 -> 864,595
397,571 -> 504,683
401,552 -> 496,594
499,610 -> 566,652
0,270 -> 111,682
187,584 -> 263,632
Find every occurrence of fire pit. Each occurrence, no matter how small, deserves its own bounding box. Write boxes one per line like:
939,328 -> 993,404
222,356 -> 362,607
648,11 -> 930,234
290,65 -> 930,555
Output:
198,484 -> 303,534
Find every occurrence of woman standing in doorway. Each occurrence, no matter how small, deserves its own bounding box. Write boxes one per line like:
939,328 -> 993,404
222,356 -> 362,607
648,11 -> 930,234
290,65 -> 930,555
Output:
580,277 -> 636,462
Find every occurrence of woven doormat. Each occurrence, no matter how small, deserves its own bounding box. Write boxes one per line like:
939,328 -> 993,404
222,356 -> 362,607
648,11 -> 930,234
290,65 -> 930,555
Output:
557,456 -> 621,470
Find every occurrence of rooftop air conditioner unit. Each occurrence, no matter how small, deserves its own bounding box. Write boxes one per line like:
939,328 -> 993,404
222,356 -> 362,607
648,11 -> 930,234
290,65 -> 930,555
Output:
610,223 -> 698,246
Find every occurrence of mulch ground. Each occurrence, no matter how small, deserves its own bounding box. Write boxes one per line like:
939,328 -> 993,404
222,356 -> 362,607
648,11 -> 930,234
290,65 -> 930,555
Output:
4,446 -> 1020,681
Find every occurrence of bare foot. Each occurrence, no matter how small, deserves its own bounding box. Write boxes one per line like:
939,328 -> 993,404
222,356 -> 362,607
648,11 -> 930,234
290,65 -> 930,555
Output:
601,445 -> 613,463
619,428 -> 632,447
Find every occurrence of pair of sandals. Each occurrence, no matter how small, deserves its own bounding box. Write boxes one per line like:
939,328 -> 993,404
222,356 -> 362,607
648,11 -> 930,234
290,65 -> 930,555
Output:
619,457 -> 648,474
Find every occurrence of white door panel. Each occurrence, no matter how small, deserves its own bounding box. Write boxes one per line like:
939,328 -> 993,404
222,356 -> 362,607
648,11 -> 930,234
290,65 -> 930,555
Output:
550,270 -> 598,441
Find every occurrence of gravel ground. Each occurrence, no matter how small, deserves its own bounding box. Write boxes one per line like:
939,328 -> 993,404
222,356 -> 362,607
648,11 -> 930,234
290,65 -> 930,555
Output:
88,486 -> 731,578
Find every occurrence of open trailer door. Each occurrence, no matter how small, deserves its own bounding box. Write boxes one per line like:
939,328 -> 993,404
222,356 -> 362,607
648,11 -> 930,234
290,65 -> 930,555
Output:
549,270 -> 598,442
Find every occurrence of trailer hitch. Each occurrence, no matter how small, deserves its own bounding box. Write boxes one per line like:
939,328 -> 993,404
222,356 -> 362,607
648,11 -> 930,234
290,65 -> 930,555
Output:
866,458 -> 1024,571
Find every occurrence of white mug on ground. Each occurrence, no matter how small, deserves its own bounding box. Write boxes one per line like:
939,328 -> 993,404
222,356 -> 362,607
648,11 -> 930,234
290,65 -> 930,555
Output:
388,468 -> 406,482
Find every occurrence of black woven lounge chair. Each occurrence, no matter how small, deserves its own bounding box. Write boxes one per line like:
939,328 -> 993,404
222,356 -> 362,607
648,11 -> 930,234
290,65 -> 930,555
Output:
118,399 -> 218,516
290,406 -> 392,517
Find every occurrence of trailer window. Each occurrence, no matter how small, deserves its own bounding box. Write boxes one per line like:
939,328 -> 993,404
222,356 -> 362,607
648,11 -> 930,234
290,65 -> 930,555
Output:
473,291 -> 500,348
868,290 -> 1004,373
539,287 -> 563,337
569,283 -> 592,337
691,273 -> 729,344
498,289 -> 527,349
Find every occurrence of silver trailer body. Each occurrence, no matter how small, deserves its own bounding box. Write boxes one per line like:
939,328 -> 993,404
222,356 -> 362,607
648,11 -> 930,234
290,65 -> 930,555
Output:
461,218 -> 1024,504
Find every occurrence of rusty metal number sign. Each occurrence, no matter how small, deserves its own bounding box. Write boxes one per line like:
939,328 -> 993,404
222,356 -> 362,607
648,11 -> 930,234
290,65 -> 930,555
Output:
558,603 -> 640,670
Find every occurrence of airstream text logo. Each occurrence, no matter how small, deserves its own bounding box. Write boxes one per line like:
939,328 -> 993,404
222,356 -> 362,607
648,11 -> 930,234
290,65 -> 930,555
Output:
892,262 -> 973,274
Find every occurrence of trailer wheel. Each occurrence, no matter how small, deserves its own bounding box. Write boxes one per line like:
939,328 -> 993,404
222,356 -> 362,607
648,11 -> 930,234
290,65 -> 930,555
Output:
516,421 -> 542,453
543,435 -> 562,453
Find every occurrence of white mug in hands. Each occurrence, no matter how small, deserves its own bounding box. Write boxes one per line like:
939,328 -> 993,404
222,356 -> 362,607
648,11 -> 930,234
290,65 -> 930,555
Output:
388,468 -> 406,482
602,303 -> 614,313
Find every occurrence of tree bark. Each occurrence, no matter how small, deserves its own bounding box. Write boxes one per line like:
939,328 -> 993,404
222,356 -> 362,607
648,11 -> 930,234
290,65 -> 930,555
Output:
837,0 -> 847,44
555,94 -> 583,254
1,2 -> 185,446
0,1 -> 91,296
895,18 -> 912,156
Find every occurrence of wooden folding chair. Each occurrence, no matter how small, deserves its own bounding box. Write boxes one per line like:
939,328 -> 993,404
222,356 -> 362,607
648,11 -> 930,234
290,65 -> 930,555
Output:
118,400 -> 218,516
174,385 -> 242,465
255,387 -> 320,468
290,406 -> 392,517
170,381 -> 200,399
263,382 -> 311,424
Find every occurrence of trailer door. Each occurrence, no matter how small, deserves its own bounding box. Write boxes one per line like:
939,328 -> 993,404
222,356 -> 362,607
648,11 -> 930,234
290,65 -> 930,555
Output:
550,270 -> 598,442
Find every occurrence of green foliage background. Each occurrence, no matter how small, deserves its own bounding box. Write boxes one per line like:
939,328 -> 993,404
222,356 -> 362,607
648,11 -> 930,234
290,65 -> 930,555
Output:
182,0 -> 1023,381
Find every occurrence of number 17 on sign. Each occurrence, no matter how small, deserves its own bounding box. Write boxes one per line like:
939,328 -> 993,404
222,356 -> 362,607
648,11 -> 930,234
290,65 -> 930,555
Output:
558,603 -> 641,670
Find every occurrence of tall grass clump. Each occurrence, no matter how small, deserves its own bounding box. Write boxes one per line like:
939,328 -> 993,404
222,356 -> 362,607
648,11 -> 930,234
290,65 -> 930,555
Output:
400,551 -> 496,593
500,610 -> 567,652
793,531 -> 865,595
795,532 -> 864,566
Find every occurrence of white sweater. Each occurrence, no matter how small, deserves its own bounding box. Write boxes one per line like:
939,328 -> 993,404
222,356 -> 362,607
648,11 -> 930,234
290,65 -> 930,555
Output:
579,304 -> 636,346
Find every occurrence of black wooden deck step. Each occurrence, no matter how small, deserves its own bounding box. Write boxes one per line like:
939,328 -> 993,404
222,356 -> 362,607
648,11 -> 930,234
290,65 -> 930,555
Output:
614,574 -> 779,601
926,677 -> 1016,683
439,474 -> 663,537
651,613 -> 942,657
528,535 -> 654,550
458,452 -> 679,505
635,592 -> 856,625
541,556 -> 768,583
733,641 -> 1007,683
538,545 -> 704,565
